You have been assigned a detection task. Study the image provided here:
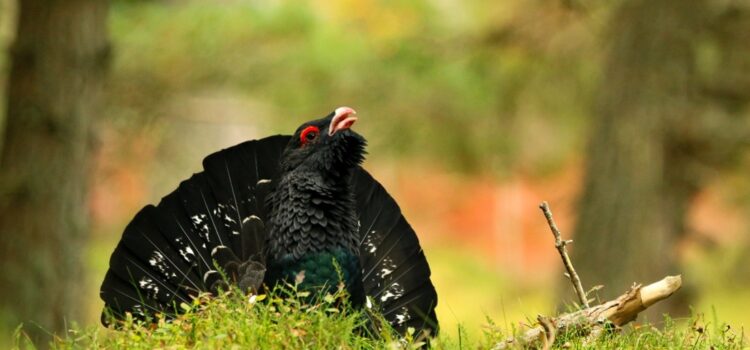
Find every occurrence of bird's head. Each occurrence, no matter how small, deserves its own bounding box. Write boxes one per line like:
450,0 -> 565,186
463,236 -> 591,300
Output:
280,106 -> 367,177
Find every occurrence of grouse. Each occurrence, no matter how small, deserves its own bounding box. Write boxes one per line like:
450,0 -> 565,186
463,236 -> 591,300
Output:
99,107 -> 439,336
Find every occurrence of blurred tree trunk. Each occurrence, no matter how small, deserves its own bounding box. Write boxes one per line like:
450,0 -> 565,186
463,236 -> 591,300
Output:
0,0 -> 109,343
571,0 -> 707,317
708,2 -> 750,288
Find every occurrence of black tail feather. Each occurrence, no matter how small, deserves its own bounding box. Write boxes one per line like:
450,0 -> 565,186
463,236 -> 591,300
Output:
154,190 -> 215,277
100,270 -> 164,321
106,245 -> 190,307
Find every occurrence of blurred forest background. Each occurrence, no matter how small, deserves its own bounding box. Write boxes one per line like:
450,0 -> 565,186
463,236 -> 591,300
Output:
1,0 -> 750,346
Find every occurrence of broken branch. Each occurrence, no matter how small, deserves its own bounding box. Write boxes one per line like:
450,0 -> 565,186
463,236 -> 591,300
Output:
493,275 -> 683,349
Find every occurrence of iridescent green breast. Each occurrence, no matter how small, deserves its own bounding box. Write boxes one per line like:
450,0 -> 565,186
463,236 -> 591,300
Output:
266,248 -> 363,305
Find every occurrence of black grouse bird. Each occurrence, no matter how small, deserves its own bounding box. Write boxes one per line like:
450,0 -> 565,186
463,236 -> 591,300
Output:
99,107 -> 439,336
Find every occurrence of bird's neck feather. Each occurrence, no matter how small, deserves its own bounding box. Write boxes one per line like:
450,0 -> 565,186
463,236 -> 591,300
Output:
266,169 -> 359,261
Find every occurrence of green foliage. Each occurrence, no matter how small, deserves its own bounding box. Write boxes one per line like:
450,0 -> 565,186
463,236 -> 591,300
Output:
107,0 -> 597,174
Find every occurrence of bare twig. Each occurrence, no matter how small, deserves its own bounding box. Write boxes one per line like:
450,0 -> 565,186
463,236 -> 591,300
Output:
539,201 -> 590,308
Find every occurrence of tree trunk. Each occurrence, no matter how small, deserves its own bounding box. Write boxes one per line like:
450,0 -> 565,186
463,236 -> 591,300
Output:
571,0 -> 706,318
0,0 -> 109,343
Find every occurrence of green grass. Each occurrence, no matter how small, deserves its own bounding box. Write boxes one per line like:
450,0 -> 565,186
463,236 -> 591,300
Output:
559,314 -> 747,349
37,284 -> 426,350
8,283 -> 747,349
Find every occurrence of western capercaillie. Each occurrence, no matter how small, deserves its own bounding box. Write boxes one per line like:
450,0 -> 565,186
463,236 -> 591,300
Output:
99,107 -> 439,336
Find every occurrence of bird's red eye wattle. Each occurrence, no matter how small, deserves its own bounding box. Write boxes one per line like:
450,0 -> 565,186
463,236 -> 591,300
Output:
300,125 -> 320,146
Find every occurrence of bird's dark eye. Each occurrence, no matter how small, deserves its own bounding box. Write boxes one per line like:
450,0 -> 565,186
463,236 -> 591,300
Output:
300,125 -> 320,146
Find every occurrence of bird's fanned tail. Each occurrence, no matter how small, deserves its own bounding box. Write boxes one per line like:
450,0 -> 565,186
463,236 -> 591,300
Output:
99,136 -> 288,323
351,169 -> 439,336
99,134 -> 438,336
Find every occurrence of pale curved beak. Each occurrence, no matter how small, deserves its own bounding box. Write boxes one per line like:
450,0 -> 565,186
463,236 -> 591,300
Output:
328,106 -> 358,136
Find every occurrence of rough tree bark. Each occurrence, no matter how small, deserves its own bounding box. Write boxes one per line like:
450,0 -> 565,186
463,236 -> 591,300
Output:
0,0 -> 109,343
571,0 -> 707,317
